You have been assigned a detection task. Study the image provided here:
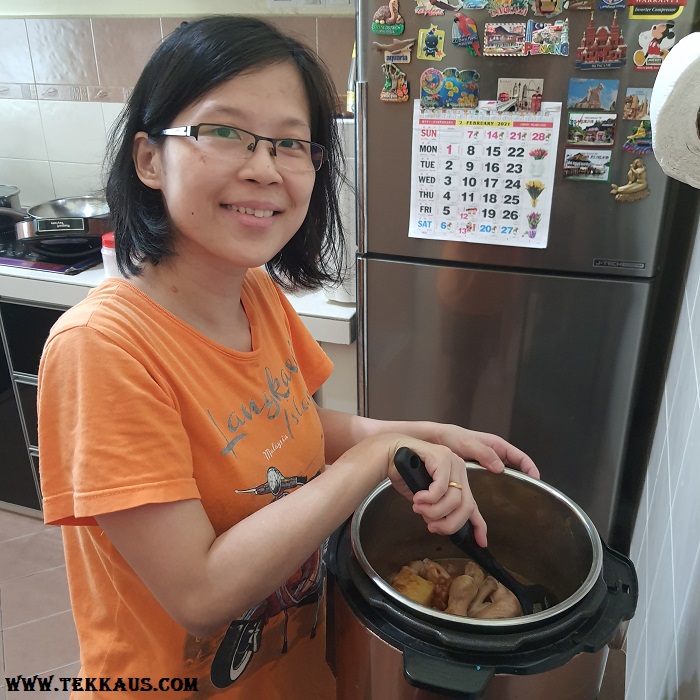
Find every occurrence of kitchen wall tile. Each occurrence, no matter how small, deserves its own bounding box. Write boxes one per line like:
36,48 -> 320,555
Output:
317,17 -> 355,110
0,566 -> 71,629
625,619 -> 646,700
0,158 -> 54,206
675,558 -> 700,700
39,101 -> 106,164
25,19 -> 98,86
665,304 -> 690,420
0,99 -> 48,161
91,18 -> 161,88
666,332 -> 695,482
0,20 -> 34,84
266,16 -> 317,52
644,523 -> 677,700
160,17 -> 197,40
102,102 -> 126,144
686,235 -> 700,320
646,439 -> 670,616
0,530 -> 65,583
670,401 -> 700,618
50,162 -> 104,200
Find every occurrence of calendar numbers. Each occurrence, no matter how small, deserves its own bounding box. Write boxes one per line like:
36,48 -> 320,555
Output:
410,104 -> 559,248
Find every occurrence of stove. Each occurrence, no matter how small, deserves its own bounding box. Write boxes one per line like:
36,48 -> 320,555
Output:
0,219 -> 102,275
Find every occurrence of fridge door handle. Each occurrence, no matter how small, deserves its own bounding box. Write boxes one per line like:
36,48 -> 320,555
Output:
356,80 -> 368,255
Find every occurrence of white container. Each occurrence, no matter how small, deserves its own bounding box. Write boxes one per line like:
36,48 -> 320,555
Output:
101,232 -> 122,278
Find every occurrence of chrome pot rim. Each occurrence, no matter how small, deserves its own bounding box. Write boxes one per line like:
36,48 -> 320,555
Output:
351,465 -> 603,629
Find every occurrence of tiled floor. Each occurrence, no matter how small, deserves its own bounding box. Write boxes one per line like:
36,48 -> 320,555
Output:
0,509 -> 80,699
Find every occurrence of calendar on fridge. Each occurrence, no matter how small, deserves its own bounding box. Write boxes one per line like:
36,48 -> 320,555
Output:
408,101 -> 562,249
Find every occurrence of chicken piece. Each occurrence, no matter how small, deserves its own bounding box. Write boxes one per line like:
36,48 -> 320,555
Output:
463,560 -> 486,586
444,574 -> 481,616
468,576 -> 523,619
421,558 -> 452,611
406,560 -> 426,577
390,566 -> 435,607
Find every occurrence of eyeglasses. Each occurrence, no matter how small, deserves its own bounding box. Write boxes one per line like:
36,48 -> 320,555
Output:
157,123 -> 326,173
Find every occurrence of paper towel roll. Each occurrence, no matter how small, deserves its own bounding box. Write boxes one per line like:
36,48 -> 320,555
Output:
650,33 -> 700,190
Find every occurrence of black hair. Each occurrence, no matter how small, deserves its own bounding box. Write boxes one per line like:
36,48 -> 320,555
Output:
104,15 -> 347,291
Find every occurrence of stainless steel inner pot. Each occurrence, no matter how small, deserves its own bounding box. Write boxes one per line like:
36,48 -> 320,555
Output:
351,465 -> 603,629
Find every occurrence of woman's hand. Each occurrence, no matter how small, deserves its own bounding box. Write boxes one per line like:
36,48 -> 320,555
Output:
386,437 -> 489,546
429,424 -> 539,479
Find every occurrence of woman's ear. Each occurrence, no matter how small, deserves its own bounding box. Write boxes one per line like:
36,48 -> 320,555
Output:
133,132 -> 163,190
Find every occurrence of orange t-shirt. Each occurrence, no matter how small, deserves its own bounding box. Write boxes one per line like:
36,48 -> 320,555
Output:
38,268 -> 335,699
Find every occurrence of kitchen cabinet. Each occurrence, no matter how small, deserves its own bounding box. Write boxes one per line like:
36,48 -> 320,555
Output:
0,300 -> 65,515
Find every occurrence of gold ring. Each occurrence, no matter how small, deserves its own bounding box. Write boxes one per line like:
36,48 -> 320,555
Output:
448,481 -> 463,490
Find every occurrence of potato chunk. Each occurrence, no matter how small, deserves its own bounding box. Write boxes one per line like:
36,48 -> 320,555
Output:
391,566 -> 435,606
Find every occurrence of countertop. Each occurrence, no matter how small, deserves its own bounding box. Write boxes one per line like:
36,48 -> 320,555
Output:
0,263 -> 356,345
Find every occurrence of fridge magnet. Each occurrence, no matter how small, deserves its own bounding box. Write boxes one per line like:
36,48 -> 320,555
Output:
460,0 -> 490,7
374,37 -> 417,64
567,78 -> 619,111
497,78 -> 544,112
622,120 -> 653,154
530,0 -> 563,17
622,87 -> 651,119
451,14 -> 481,56
575,12 -> 628,69
415,0 -> 446,14
567,112 -> 617,146
483,23 -> 527,55
598,0 -> 625,9
562,148 -> 612,180
381,62 -> 410,102
372,0 -> 406,35
419,66 -> 480,107
524,19 -> 569,55
633,22 -> 676,71
627,0 -> 685,20
487,0 -> 530,16
610,158 -> 650,202
418,25 -> 447,60
568,0 -> 595,9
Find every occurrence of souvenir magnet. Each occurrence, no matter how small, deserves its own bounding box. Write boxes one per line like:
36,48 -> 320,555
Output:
381,62 -> 410,102
417,25 -> 447,60
373,37 -> 417,63
497,78 -> 544,112
487,0 -> 529,16
530,0 -> 564,17
372,0 -> 406,35
567,112 -> 617,147
524,19 -> 569,55
420,66 -> 480,108
452,14 -> 481,56
460,0 -> 489,8
598,0 -> 625,9
610,158 -> 650,202
575,12 -> 628,69
622,87 -> 651,120
568,78 -> 619,111
622,121 -> 653,154
568,0 -> 595,10
483,23 -> 527,55
563,149 -> 612,181
633,22 -> 676,71
415,0 -> 445,14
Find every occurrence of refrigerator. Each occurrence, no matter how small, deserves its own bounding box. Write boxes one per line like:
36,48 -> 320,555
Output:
355,2 -> 700,550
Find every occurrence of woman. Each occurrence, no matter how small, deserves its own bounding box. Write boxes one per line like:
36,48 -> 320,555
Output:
37,16 -> 538,699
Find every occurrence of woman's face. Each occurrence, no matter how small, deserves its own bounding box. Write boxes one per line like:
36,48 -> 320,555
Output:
134,62 -> 317,274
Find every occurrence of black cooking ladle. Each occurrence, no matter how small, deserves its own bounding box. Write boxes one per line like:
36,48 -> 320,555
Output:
393,446 -> 555,615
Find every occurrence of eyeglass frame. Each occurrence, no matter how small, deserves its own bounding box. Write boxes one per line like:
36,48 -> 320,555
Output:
155,123 -> 326,172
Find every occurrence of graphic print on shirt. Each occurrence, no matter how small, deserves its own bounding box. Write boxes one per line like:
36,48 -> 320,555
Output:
188,343 -> 327,690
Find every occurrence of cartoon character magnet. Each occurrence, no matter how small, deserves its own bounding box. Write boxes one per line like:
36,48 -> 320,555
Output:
611,158 -> 650,202
530,0 -> 563,17
418,24 -> 446,60
372,0 -> 406,35
622,120 -> 653,154
452,14 -> 481,56
381,62 -> 410,102
373,37 -> 417,64
575,12 -> 627,70
633,22 -> 676,71
420,66 -> 480,108
524,19 -> 569,55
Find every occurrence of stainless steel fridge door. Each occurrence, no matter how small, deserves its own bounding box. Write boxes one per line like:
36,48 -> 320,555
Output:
356,6 -> 697,277
359,257 -> 651,538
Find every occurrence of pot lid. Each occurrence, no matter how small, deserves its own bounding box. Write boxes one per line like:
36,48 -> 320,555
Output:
0,185 -> 20,197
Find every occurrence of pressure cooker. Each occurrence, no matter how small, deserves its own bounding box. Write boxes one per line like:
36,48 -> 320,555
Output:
326,466 -> 637,699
